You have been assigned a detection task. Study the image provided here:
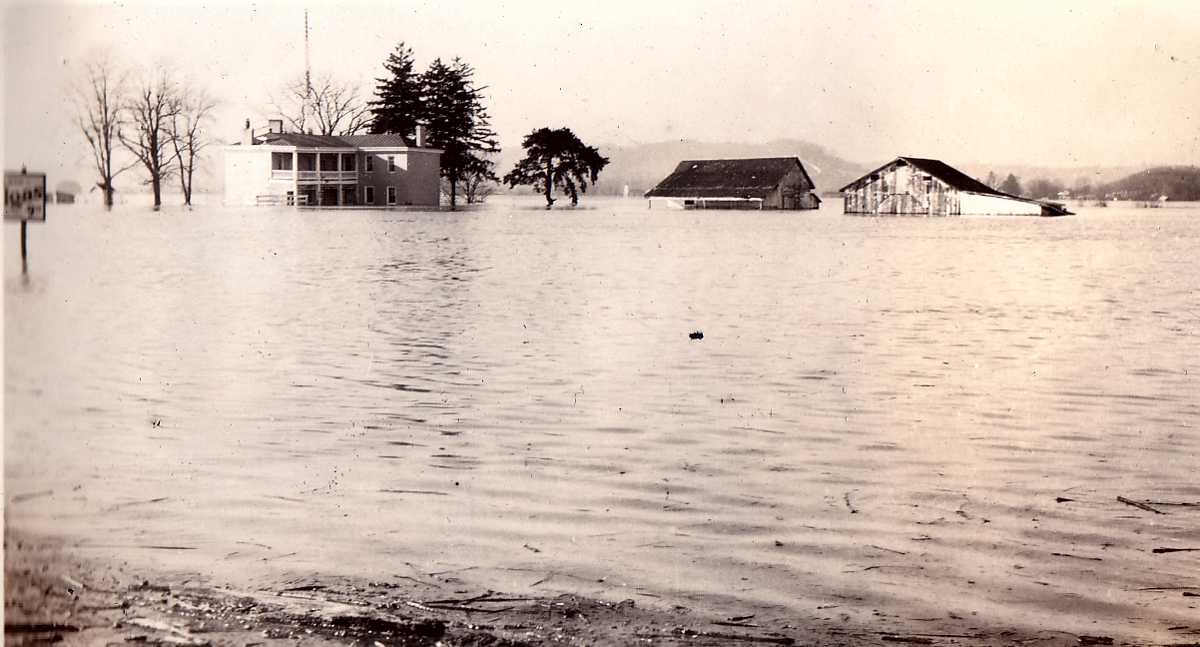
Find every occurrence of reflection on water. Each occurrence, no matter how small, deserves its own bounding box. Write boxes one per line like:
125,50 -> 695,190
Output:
5,199 -> 1199,640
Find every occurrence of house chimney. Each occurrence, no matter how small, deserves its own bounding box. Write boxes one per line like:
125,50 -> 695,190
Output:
268,119 -> 283,134
241,118 -> 253,145
414,124 -> 426,147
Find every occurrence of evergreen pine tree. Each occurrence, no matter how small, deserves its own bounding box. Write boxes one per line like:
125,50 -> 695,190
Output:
369,42 -> 423,136
503,128 -> 610,209
421,58 -> 499,210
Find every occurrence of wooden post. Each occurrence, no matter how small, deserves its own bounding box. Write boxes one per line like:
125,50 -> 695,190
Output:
315,152 -> 322,206
336,154 -> 344,206
20,219 -> 27,273
292,150 -> 299,208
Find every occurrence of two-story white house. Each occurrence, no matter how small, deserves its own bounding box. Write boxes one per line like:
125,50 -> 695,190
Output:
222,120 -> 443,207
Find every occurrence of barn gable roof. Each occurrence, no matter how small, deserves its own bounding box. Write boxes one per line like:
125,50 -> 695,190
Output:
644,157 -> 815,199
838,156 -> 1004,196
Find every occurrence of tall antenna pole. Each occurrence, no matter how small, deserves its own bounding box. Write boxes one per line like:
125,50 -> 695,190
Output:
304,8 -> 312,130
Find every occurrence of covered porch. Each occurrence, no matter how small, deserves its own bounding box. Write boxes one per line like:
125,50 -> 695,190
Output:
271,149 -> 360,206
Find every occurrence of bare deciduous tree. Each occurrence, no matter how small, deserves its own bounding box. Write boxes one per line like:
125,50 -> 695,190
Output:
73,59 -> 136,209
441,153 -> 499,205
269,73 -> 371,136
120,71 -> 179,210
167,87 -> 216,208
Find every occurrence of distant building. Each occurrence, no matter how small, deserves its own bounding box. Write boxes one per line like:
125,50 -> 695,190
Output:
222,119 -> 443,207
644,157 -> 821,210
840,157 -> 1070,217
54,179 -> 81,204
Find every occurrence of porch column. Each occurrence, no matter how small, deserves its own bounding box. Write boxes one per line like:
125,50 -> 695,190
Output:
315,153 -> 322,206
336,154 -> 344,206
292,150 -> 299,208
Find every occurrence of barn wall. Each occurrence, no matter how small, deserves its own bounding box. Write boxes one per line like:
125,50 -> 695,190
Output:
959,192 -> 1041,215
777,169 -> 819,209
842,160 -> 960,215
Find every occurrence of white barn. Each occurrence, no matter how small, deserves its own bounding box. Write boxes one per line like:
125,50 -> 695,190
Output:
840,157 -> 1070,217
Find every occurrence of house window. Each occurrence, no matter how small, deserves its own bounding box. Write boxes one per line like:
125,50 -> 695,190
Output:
271,152 -> 293,170
387,187 -> 396,205
365,156 -> 374,172
387,156 -> 396,172
342,153 -> 356,171
365,186 -> 375,204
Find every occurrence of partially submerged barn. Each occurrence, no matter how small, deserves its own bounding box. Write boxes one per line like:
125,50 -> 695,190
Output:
840,157 -> 1071,217
644,157 -> 821,210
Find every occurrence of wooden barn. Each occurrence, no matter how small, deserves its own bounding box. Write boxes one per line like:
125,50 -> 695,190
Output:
644,157 -> 821,210
840,157 -> 1071,217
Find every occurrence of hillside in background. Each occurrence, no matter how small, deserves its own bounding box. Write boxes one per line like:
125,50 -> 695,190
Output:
1100,166 -> 1200,201
581,139 -> 869,197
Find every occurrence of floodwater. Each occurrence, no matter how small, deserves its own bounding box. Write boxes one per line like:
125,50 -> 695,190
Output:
6,197 -> 1199,641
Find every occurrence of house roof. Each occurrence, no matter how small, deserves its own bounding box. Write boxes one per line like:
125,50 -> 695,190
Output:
644,157 -> 815,199
839,156 -> 1003,196
254,132 -> 352,148
253,132 -> 418,148
340,134 -> 413,147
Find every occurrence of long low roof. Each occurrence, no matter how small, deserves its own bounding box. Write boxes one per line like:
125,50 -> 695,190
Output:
645,157 -> 814,199
253,132 -> 425,149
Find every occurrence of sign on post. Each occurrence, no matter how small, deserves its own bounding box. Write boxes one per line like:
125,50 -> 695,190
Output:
4,171 -> 48,222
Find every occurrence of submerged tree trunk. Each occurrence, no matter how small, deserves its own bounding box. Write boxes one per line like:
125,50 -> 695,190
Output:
177,165 -> 190,207
182,167 -> 193,207
103,156 -> 115,210
151,164 -> 162,210
449,171 -> 458,211
544,159 -> 554,209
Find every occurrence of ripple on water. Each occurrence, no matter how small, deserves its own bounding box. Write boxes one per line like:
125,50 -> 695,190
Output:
5,201 -> 1200,642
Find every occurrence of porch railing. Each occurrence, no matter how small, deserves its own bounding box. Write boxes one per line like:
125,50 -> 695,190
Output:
270,170 -> 357,182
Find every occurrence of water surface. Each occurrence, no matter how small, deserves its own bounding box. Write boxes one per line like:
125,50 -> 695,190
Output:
6,198 -> 1199,641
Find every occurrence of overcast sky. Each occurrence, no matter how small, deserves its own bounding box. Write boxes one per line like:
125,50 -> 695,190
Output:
3,0 -> 1199,186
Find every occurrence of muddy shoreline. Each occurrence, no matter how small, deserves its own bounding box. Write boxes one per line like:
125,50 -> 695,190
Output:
6,528 -> 1168,647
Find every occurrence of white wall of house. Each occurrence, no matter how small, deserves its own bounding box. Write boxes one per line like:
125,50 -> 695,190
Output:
222,147 -> 271,206
223,147 -> 296,206
959,192 -> 1041,215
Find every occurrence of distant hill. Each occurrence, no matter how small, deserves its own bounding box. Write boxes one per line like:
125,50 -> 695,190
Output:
1100,166 -> 1200,201
583,139 -> 869,197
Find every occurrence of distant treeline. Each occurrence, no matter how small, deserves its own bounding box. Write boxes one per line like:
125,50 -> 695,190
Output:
1100,166 -> 1200,201
991,166 -> 1200,202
